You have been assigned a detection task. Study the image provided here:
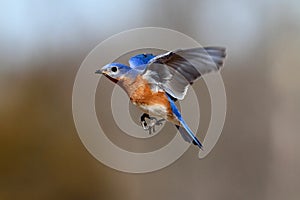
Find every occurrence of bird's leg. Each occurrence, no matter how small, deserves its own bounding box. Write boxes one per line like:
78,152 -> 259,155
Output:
140,113 -> 151,130
140,113 -> 165,134
148,117 -> 166,133
154,118 -> 165,126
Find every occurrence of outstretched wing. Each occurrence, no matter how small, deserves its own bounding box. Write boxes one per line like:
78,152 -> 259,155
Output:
142,47 -> 226,100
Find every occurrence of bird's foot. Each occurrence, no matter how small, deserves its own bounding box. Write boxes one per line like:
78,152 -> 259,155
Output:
140,113 -> 165,134
141,113 -> 151,130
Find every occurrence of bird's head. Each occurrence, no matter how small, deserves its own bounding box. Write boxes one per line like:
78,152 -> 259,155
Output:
95,63 -> 132,83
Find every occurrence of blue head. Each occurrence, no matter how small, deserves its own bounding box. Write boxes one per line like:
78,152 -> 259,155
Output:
96,63 -> 132,83
129,53 -> 155,67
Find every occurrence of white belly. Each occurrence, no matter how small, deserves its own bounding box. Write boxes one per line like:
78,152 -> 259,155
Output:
139,104 -> 168,118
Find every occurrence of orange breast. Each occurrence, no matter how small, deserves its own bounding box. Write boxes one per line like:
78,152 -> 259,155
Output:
130,76 -> 169,106
120,75 -> 177,122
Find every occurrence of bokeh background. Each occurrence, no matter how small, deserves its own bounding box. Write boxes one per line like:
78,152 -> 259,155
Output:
1,0 -> 300,199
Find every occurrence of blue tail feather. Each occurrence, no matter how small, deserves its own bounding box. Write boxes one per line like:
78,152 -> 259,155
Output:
177,120 -> 203,149
167,95 -> 203,149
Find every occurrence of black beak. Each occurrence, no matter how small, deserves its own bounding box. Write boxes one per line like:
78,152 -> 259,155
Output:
95,69 -> 102,74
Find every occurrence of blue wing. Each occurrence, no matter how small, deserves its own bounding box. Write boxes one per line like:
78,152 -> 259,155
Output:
167,95 -> 203,149
129,53 -> 156,69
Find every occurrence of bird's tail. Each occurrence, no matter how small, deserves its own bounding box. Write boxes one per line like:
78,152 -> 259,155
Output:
175,121 -> 203,149
167,95 -> 203,149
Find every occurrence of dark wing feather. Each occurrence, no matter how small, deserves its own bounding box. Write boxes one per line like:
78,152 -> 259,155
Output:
142,47 -> 226,100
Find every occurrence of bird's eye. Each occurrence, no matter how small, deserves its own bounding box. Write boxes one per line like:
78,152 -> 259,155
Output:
111,66 -> 118,72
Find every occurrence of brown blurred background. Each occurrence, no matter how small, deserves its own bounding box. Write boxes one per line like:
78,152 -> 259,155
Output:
1,0 -> 300,199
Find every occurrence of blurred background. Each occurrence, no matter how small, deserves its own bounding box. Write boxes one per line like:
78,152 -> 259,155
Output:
1,0 -> 300,199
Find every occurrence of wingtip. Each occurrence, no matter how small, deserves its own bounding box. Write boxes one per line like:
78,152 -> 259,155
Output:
203,46 -> 227,68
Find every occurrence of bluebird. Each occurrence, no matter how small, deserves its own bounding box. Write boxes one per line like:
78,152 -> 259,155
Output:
96,47 -> 226,149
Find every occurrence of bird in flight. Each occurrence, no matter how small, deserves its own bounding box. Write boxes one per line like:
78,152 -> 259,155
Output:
95,47 -> 226,149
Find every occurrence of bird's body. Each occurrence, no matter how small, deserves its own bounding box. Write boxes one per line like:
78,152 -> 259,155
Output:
117,73 -> 179,124
96,47 -> 226,149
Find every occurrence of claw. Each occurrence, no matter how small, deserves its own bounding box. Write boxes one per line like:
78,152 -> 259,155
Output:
140,113 -> 150,131
140,113 -> 165,134
141,120 -> 149,130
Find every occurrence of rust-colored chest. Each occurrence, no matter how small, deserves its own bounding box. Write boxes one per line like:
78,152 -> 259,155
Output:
120,75 -> 172,115
123,76 -> 164,103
